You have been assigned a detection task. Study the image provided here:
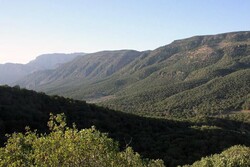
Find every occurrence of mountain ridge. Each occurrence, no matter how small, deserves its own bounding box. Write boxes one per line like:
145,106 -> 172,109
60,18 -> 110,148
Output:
16,31 -> 250,117
0,52 -> 85,85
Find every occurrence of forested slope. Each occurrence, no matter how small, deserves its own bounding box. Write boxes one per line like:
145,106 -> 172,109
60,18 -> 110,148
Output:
0,113 -> 164,167
101,32 -> 250,116
16,31 -> 250,117
0,86 -> 250,166
184,145 -> 250,167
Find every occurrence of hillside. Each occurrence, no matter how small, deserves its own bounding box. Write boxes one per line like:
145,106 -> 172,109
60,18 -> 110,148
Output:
17,31 -> 250,117
17,50 -> 143,91
105,69 -> 250,117
184,145 -> 250,167
0,63 -> 37,85
0,113 -> 164,167
26,53 -> 85,70
0,53 -> 84,85
1,86 -> 250,166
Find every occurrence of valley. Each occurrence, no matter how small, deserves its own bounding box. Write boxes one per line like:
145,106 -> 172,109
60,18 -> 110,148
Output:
16,31 -> 250,118
0,86 -> 250,166
1,1 -> 250,166
1,31 -> 250,167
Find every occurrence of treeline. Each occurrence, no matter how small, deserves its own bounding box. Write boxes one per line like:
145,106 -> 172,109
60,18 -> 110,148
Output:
1,114 -> 250,166
0,114 -> 164,167
0,86 -> 250,166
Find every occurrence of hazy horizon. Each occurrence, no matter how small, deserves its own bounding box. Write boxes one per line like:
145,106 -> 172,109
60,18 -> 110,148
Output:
1,0 -> 249,64
1,30 -> 249,65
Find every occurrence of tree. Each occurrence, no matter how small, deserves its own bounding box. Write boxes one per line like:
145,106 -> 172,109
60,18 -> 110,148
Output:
183,145 -> 250,167
0,113 -> 164,167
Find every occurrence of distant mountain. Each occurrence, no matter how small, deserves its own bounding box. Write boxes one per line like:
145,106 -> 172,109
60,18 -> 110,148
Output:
0,53 -> 85,85
17,31 -> 250,117
17,50 -> 143,92
0,63 -> 37,85
27,53 -> 85,70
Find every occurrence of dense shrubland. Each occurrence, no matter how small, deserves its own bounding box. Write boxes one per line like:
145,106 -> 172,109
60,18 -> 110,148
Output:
1,113 -> 250,167
0,114 -> 164,167
1,86 -> 250,166
183,145 -> 250,167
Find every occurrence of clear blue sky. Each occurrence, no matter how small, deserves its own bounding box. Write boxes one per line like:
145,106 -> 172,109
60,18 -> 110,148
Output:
0,0 -> 249,63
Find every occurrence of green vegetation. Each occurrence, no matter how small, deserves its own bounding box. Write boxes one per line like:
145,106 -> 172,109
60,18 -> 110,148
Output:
1,101 -> 250,167
101,39 -> 250,117
183,145 -> 250,167
0,113 -> 164,167
1,86 -> 250,166
16,31 -> 250,117
3,31 -> 250,166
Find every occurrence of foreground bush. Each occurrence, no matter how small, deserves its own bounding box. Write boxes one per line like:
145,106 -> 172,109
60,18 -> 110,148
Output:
0,114 -> 164,167
183,145 -> 250,167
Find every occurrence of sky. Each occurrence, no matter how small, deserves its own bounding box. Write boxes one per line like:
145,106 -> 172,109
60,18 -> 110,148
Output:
0,0 -> 249,64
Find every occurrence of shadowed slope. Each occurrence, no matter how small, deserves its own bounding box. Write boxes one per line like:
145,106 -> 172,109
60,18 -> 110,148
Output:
0,86 -> 250,166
